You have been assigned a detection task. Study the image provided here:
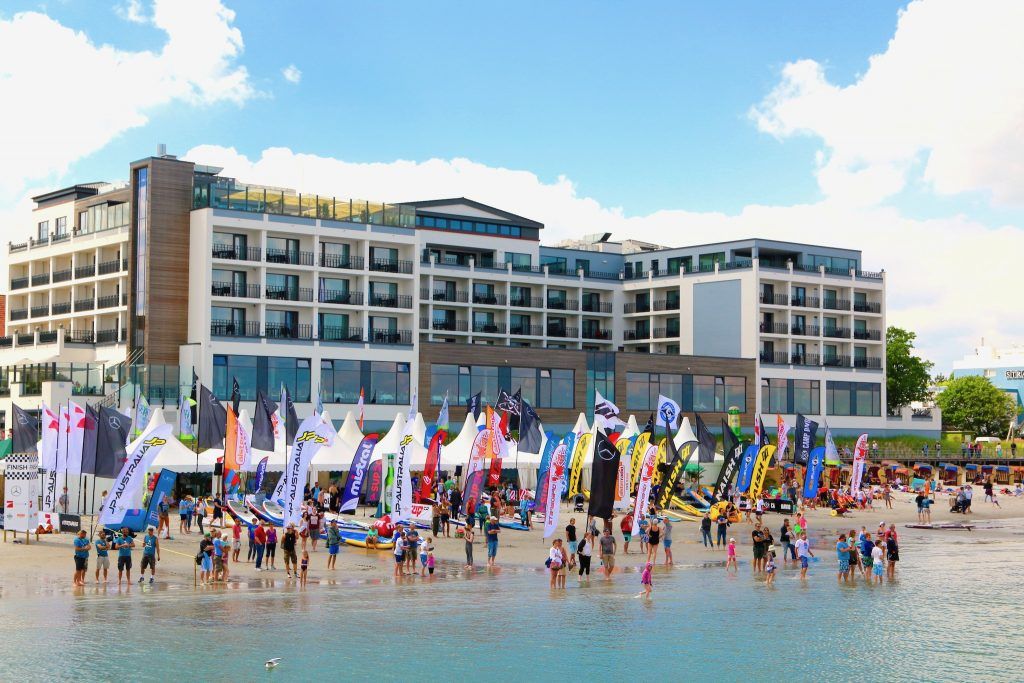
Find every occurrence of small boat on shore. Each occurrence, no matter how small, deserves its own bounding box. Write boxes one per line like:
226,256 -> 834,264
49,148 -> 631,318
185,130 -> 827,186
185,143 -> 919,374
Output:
905,523 -> 974,531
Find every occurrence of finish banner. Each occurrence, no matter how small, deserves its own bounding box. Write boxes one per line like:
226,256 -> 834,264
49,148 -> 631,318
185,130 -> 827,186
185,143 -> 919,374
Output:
340,435 -> 378,512
98,424 -> 173,526
3,453 -> 38,533
802,446 -> 827,500
631,444 -> 658,535
713,419 -> 743,499
748,445 -> 776,500
566,430 -> 592,498
543,442 -> 568,538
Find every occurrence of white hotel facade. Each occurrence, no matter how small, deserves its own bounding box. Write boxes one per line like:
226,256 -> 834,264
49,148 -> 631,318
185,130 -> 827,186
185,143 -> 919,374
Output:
1,150 -> 940,437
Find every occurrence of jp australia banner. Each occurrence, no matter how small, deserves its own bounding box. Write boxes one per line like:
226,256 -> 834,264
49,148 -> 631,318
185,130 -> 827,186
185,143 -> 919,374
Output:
588,430 -> 620,520
802,446 -> 827,500
4,453 -> 39,533
391,429 -> 416,524
748,445 -> 776,500
713,419 -> 743,499
281,416 -> 335,526
631,444 -> 658,535
98,424 -> 173,526
543,442 -> 569,538
567,430 -> 592,498
736,444 -> 760,494
793,414 -> 818,466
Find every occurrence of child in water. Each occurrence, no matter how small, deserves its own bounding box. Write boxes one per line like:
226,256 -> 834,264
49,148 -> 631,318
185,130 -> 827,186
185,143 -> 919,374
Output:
764,549 -> 777,586
427,550 -> 436,576
641,562 -> 653,598
300,550 -> 309,587
726,538 -> 738,571
871,540 -> 885,584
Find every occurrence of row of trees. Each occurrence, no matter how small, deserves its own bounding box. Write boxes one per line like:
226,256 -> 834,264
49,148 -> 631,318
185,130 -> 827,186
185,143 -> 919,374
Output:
886,326 -> 1017,436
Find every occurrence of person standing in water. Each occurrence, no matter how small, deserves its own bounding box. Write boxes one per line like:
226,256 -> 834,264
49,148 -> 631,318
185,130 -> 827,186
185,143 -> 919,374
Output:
662,516 -> 674,566
640,561 -> 653,599
796,532 -> 813,580
647,517 -> 661,564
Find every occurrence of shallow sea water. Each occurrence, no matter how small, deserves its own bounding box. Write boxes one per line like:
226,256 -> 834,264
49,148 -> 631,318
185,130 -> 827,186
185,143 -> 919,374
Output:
1,525 -> 1022,682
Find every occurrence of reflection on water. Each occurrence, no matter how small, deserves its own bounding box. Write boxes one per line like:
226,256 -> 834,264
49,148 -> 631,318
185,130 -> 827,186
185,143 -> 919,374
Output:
1,531 -> 1022,682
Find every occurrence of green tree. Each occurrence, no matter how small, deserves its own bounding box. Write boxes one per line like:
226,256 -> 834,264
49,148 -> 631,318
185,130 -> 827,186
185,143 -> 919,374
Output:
935,375 -> 1016,435
885,327 -> 934,413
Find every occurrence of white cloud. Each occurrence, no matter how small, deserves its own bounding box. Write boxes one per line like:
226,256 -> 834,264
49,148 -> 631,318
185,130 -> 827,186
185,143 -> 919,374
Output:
185,144 -> 1024,369
115,0 -> 148,24
281,64 -> 301,84
0,0 -> 253,199
751,0 -> 1024,206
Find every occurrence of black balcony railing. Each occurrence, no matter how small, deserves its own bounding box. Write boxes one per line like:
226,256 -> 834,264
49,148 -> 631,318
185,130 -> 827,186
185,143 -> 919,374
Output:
17,333 -> 35,345
10,308 -> 27,321
211,320 -> 260,337
0,336 -> 12,348
624,302 -> 650,314
265,286 -> 314,302
51,302 -> 71,315
320,253 -> 364,270
823,327 -> 850,339
791,354 -> 821,367
760,322 -> 788,334
510,296 -> 544,308
212,244 -> 262,261
266,249 -> 314,266
31,273 -> 50,286
853,329 -> 882,341
38,330 -> 58,344
652,299 -> 680,312
212,282 -> 261,298
369,328 -> 412,344
424,288 -> 469,303
854,357 -> 883,369
97,294 -> 120,309
98,259 -> 121,275
75,264 -> 96,278
510,324 -> 544,336
74,299 -> 95,312
96,328 -> 121,344
547,326 -> 578,338
853,301 -> 882,314
472,293 -> 507,306
11,277 -> 28,290
52,268 -> 72,283
583,328 -> 611,340
791,296 -> 820,308
66,330 -> 94,344
422,318 -> 468,332
791,325 -> 820,336
760,352 -> 789,365
319,289 -> 363,305
822,354 -> 851,368
472,321 -> 507,334
546,299 -> 577,311
822,298 -> 850,311
369,293 -> 412,308
624,329 -> 650,341
30,305 -> 49,318
760,293 -> 788,305
265,323 -> 313,340
369,258 -> 414,274
582,301 -> 613,313
319,326 -> 364,342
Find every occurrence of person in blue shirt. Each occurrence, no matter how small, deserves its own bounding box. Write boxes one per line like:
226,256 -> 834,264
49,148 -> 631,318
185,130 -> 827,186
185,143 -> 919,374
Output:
485,516 -> 501,567
115,527 -> 135,587
212,532 -> 225,581
140,526 -> 160,584
179,496 -> 193,536
73,530 -> 91,587
94,529 -> 111,584
836,534 -> 851,584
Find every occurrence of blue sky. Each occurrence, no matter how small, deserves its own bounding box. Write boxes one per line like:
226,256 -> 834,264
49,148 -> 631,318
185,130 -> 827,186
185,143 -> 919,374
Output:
1,0 -> 1022,369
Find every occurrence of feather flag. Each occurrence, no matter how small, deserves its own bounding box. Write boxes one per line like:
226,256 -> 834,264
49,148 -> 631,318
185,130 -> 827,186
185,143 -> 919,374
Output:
357,387 -> 365,430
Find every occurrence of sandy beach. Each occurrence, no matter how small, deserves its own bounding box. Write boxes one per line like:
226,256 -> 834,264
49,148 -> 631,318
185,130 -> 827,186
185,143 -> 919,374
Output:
2,489 -> 1019,598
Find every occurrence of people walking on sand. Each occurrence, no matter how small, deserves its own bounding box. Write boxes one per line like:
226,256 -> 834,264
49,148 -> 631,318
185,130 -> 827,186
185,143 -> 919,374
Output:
194,497 -> 206,535
405,526 -> 420,573
254,521 -> 268,571
440,498 -> 452,537
179,496 -> 192,536
486,516 -> 501,567
420,536 -> 434,577
393,529 -> 406,577
200,538 -> 214,584
599,528 -> 616,580
73,530 -> 91,587
308,505 -> 322,552
641,561 -> 653,598
94,529 -> 110,584
620,510 -> 634,554
578,532 -> 594,580
882,484 -> 893,509
716,511 -> 729,548
266,524 -> 278,570
156,495 -> 171,539
326,520 -> 342,570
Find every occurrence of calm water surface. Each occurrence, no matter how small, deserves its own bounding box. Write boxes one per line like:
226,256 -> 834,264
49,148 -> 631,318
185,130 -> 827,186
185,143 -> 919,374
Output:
1,527 -> 1022,682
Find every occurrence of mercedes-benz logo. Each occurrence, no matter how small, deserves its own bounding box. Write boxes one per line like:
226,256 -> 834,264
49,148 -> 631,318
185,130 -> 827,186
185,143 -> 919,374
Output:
11,485 -> 22,496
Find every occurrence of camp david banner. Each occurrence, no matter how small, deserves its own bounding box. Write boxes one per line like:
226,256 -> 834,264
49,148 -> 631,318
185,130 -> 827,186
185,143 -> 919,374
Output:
4,453 -> 39,533
99,424 -> 174,526
282,417 -> 336,526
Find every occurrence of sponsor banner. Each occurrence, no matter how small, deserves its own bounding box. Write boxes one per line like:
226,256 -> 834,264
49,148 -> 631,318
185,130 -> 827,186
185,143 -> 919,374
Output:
37,511 -> 61,531
567,430 -> 592,498
281,417 -> 336,526
614,436 -> 634,509
631,444 -> 658,536
802,446 -> 827,500
588,430 -> 620,519
144,469 -> 178,531
340,436 -> 378,512
748,445 -> 776,499
657,440 -> 696,509
628,430 -> 652,489
59,513 -> 82,533
543,443 -> 568,538
850,433 -> 869,491
391,429 -> 415,523
4,453 -> 39,533
793,414 -> 818,466
736,444 -> 759,494
98,424 -> 174,526
762,498 -> 796,514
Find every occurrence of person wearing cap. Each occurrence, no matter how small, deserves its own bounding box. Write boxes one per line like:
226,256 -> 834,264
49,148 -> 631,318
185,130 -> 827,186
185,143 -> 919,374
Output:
404,525 -> 420,573
116,528 -> 135,586
282,522 -> 299,578
139,526 -> 160,584
326,520 -> 342,569
485,516 -> 500,567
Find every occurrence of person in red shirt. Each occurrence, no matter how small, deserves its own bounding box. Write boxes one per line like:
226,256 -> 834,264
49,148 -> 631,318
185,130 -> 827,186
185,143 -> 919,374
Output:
254,522 -> 268,571
620,510 -> 634,554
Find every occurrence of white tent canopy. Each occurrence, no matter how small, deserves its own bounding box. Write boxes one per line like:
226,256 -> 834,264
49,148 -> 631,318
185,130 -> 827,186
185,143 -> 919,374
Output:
572,412 -> 590,434
337,411 -> 364,448
132,410 -> 218,473
370,413 -> 406,462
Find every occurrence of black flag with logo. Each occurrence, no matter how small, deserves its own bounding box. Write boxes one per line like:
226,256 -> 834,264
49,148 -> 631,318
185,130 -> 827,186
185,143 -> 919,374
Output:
231,377 -> 242,415
79,405 -> 100,475
713,419 -> 743,499
495,388 -> 521,416
587,429 -> 620,519
518,399 -> 543,454
642,414 -> 655,436
190,368 -> 199,425
283,385 -> 299,444
96,406 -> 133,477
695,414 -> 717,464
466,391 -> 482,421
656,423 -> 684,509
793,414 -> 818,466
251,390 -> 279,452
198,384 -> 227,449
12,404 -> 38,453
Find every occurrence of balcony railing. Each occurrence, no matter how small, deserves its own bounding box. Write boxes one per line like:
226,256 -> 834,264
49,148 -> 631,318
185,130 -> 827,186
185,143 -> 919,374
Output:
0,336 -> 11,348
472,293 -> 507,306
624,302 -> 650,314
75,264 -> 96,278
853,329 -> 882,341
547,326 -> 578,338
74,299 -> 95,312
653,299 -> 680,312
320,253 -> 364,270
510,324 -> 544,336
423,288 -> 469,304
853,357 -> 883,369
759,352 -> 787,365
10,308 -> 27,321
96,328 -> 121,344
791,296 -> 820,308
369,328 -> 412,345
11,277 -> 28,290
369,258 -> 414,274
266,249 -> 314,266
822,299 -> 850,311
17,333 -> 35,345
582,301 -> 613,313
51,302 -> 71,315
319,289 -> 363,305
547,299 -> 577,311
212,244 -> 262,261
30,305 -> 50,318
98,259 -> 122,275
38,330 -> 58,344
31,273 -> 50,286
510,295 -> 544,308
624,329 -> 650,341
97,294 -> 120,309
760,322 -> 788,334
822,327 -> 850,339
211,282 -> 261,299
760,293 -> 788,306
421,318 -> 468,332
791,354 -> 821,367
369,293 -> 412,308
66,330 -> 94,344
52,268 -> 72,283
319,326 -> 364,342
265,286 -> 314,302
853,301 -> 882,314
472,321 -> 507,334
583,328 -> 612,340
856,270 -> 884,280
822,355 -> 851,368
791,325 -> 820,336
265,323 -> 313,340
211,320 -> 260,338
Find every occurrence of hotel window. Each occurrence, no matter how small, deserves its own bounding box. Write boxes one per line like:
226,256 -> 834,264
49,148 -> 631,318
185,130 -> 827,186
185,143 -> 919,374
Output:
213,355 -> 257,400
692,375 -> 719,411
505,252 -> 531,269
761,378 -> 788,414
473,311 -> 496,331
827,381 -> 880,417
698,252 -> 725,271
318,312 -> 351,341
472,283 -> 496,304
511,366 -> 538,404
667,256 -> 692,274
370,246 -> 398,268
468,365 -> 499,403
724,376 -> 746,411
320,241 -> 350,267
55,216 -> 67,236
320,359 -> 360,403
266,273 -> 299,300
211,306 -> 246,334
792,379 -> 820,414
510,285 -> 532,306
430,364 -> 460,405
265,309 -> 299,337
369,281 -> 398,307
37,220 -> 49,241
268,357 -> 311,402
369,361 -> 410,405
538,369 -> 574,409
576,258 -> 590,275
319,277 -> 350,304
541,255 -> 568,274
547,289 -> 567,309
79,210 -> 89,233
266,237 -> 299,264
